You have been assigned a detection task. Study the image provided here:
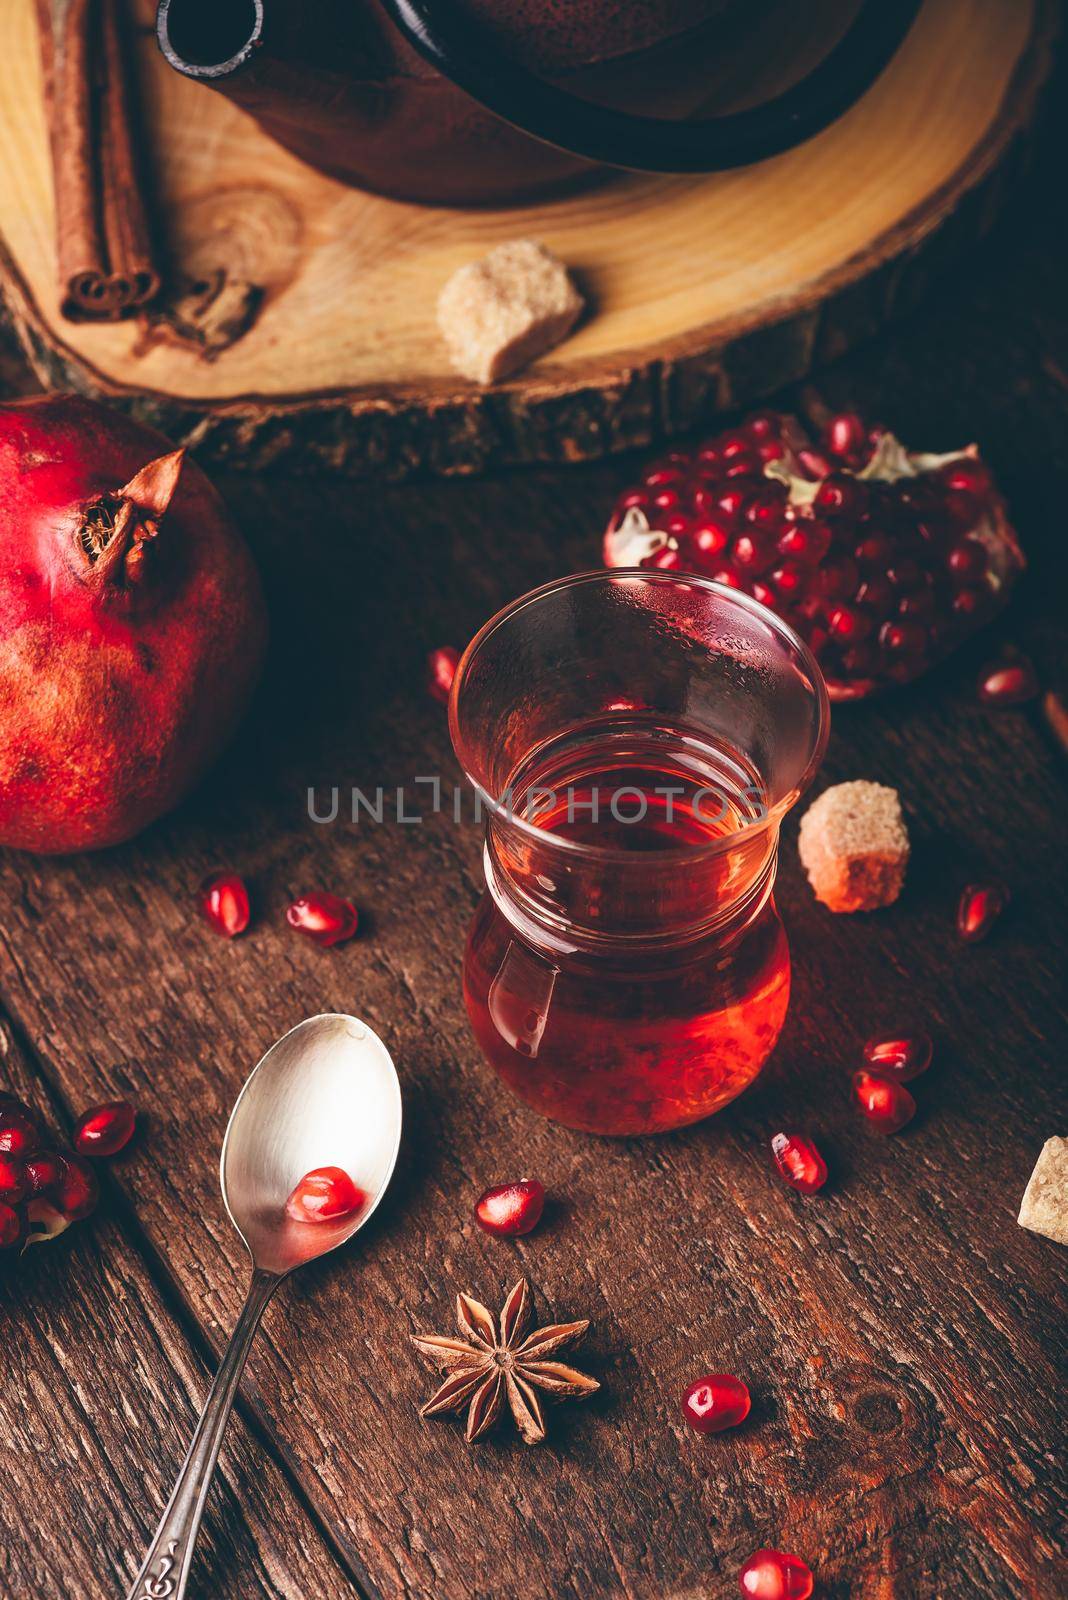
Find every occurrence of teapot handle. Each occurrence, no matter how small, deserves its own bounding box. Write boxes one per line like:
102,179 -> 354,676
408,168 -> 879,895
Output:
375,0 -> 921,174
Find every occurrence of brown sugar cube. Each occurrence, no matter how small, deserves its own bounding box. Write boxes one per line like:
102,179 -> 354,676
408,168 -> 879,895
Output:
798,780 -> 909,912
437,240 -> 583,384
1018,1137 -> 1068,1245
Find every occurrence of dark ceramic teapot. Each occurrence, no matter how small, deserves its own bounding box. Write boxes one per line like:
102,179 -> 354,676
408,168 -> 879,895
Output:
156,0 -> 920,204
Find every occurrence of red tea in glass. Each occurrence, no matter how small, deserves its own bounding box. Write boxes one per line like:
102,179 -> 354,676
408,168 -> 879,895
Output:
451,571 -> 828,1135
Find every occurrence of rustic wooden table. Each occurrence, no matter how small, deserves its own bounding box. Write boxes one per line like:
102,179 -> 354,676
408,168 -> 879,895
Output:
2,94 -> 1068,1600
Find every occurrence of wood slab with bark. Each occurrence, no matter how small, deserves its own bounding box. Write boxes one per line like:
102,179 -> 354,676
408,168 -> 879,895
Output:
0,0 -> 1059,477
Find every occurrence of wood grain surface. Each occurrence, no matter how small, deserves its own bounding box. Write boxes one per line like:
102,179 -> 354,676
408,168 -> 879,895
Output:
0,0 -> 1058,476
1,49 -> 1067,1600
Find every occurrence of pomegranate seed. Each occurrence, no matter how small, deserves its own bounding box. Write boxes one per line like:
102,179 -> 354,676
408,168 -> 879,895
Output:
816,556 -> 859,600
644,545 -> 682,571
681,1373 -> 751,1434
750,580 -> 777,610
947,538 -> 987,580
813,473 -> 866,519
200,872 -> 250,938
857,576 -> 895,617
952,586 -> 986,619
644,464 -> 685,488
744,486 -> 787,532
863,1032 -> 933,1082
0,1201 -> 25,1251
0,1103 -> 38,1158
23,1149 -> 64,1198
711,566 -> 742,589
725,456 -> 760,480
746,412 -> 780,441
714,487 -> 747,523
797,447 -> 832,479
427,646 -> 459,705
770,1133 -> 827,1195
779,520 -> 831,565
769,563 -> 804,600
852,1071 -> 916,1135
739,1548 -> 814,1599
692,520 -> 730,558
652,488 -> 681,513
54,1153 -> 99,1221
941,457 -> 991,497
879,620 -> 927,658
73,1100 -> 136,1158
733,534 -> 773,574
474,1178 -> 545,1237
957,881 -> 1009,942
0,1152 -> 26,1204
720,433 -> 750,460
285,1166 -> 365,1224
828,604 -> 870,641
977,659 -> 1039,706
286,892 -> 359,947
825,411 -> 868,465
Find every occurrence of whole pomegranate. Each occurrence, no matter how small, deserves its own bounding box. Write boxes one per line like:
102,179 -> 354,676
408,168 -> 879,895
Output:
0,396 -> 267,852
603,411 -> 1024,699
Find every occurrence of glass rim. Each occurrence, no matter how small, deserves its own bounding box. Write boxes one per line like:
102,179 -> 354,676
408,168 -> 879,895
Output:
449,568 -> 831,865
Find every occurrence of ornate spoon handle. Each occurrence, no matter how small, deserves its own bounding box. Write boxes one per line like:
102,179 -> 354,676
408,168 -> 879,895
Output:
126,1269 -> 280,1600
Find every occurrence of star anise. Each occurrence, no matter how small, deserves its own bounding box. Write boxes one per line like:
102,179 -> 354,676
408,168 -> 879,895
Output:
411,1278 -> 599,1445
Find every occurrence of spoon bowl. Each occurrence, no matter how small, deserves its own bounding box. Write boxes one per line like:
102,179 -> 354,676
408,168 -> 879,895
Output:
222,1012 -> 403,1275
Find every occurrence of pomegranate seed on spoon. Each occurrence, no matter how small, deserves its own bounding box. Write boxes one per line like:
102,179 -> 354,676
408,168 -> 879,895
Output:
739,1547 -> 814,1599
474,1178 -> 545,1237
427,646 -> 459,704
73,1100 -> 136,1158
770,1133 -> 827,1195
863,1032 -> 932,1081
851,1071 -> 916,1135
681,1373 -> 750,1434
977,659 -> 1039,706
957,881 -> 1009,942
285,1166 -> 365,1225
200,872 -> 251,937
286,892 -> 359,947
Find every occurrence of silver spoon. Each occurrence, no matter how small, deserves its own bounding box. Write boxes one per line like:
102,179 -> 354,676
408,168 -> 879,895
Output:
126,1013 -> 402,1600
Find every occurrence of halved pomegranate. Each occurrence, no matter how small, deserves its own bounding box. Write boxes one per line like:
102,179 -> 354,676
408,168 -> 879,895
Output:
603,412 -> 1024,699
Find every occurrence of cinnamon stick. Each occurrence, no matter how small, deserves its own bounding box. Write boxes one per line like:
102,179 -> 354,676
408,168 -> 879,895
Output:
36,0 -> 160,320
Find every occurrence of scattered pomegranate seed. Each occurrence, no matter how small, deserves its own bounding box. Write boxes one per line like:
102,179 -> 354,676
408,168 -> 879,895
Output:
0,1200 -> 24,1251
770,1133 -> 827,1195
54,1153 -> 99,1221
200,872 -> 251,937
977,659 -> 1039,707
852,1071 -> 916,1135
474,1178 -> 545,1237
603,413 -> 1023,699
73,1100 -> 136,1159
0,1152 -> 26,1204
286,892 -> 359,947
739,1548 -> 814,1599
0,1102 -> 38,1158
427,646 -> 460,705
681,1373 -> 751,1434
957,881 -> 1010,943
23,1150 -> 64,1198
863,1032 -> 932,1082
285,1166 -> 365,1225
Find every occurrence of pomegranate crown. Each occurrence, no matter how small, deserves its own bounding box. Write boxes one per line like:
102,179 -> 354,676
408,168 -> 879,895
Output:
79,448 -> 185,590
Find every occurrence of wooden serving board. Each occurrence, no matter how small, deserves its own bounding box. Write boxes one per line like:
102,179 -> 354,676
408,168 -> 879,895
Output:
0,0 -> 1058,477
